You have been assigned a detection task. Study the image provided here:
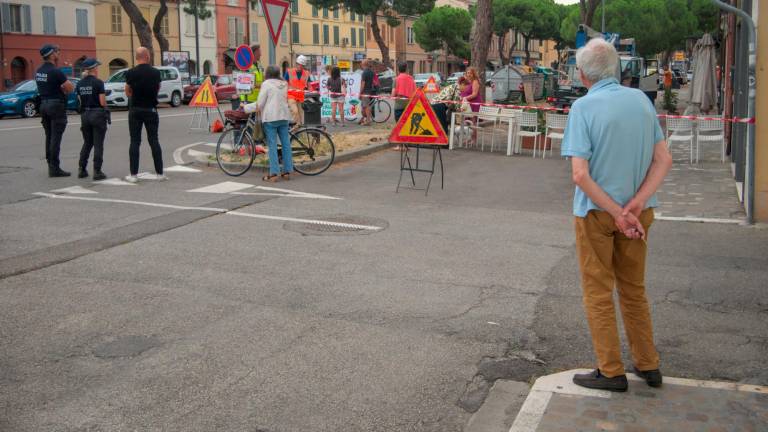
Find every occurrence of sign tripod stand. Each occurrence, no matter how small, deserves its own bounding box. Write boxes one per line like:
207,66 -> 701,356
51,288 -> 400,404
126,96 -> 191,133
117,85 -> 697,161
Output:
188,76 -> 223,132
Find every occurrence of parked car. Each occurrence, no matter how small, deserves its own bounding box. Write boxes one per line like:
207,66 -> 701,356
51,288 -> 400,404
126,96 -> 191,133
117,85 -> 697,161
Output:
445,71 -> 464,86
183,74 -> 237,104
105,66 -> 183,108
672,68 -> 687,85
0,79 -> 80,118
414,73 -> 442,89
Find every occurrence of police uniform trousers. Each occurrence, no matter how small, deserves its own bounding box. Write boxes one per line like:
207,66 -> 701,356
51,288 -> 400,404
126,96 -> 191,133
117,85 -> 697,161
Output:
40,99 -> 68,169
79,108 -> 108,171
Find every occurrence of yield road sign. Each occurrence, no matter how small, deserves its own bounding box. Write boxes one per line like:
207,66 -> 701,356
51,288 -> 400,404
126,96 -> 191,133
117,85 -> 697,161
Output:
262,0 -> 290,46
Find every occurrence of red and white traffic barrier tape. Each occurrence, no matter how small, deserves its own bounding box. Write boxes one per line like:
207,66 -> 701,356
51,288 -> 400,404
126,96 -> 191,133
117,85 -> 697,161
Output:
313,90 -> 756,123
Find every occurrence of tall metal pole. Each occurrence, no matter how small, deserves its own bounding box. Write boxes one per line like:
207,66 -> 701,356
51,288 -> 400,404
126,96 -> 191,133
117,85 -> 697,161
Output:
194,0 -> 201,77
710,0 -> 756,224
601,0 -> 605,33
0,5 -> 6,90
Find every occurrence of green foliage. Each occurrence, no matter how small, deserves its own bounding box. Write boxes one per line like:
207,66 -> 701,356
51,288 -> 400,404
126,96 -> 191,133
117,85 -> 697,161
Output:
413,6 -> 472,59
559,4 -> 580,47
183,0 -> 212,20
690,0 -> 720,34
307,0 -> 433,21
662,87 -> 678,113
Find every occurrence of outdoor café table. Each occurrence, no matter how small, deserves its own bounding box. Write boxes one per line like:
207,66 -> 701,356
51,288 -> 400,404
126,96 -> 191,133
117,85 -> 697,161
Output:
449,110 -> 519,156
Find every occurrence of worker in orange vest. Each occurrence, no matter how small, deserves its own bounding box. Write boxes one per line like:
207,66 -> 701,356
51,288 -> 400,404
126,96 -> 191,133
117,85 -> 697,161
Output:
285,55 -> 310,127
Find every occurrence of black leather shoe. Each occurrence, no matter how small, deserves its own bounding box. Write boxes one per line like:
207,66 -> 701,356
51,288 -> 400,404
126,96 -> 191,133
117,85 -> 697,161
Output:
634,366 -> 663,387
49,167 -> 71,177
78,168 -> 89,178
93,171 -> 107,181
573,369 -> 628,392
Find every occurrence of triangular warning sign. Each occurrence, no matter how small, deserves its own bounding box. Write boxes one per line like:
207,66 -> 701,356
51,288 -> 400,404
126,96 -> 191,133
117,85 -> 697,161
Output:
389,89 -> 448,145
189,77 -> 218,108
263,0 -> 290,46
424,76 -> 439,93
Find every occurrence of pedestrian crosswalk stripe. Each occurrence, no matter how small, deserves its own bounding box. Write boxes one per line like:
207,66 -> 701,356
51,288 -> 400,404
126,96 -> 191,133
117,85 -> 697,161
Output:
187,181 -> 253,194
164,165 -> 202,173
51,186 -> 98,194
96,178 -> 137,186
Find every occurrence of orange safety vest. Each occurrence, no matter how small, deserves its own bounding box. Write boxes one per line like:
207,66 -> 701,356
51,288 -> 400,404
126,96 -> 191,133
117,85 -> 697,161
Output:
287,68 -> 309,102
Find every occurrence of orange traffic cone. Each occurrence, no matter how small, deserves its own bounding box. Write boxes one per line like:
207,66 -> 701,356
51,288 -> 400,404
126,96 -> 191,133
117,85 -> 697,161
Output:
211,118 -> 224,133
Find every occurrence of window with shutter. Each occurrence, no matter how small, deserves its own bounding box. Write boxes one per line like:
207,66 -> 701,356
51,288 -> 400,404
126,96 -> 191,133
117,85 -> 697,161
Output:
333,8 -> 338,19
333,26 -> 338,46
312,6 -> 317,17
312,23 -> 319,44
236,17 -> 244,45
323,24 -> 328,45
228,17 -> 236,48
251,22 -> 259,44
322,8 -> 328,18
291,22 -> 299,44
350,28 -> 355,47
280,24 -> 287,44
111,5 -> 122,33
42,6 -> 55,35
76,9 -> 88,36
359,28 -> 364,47
21,4 -> 30,33
291,0 -> 298,14
185,13 -> 193,35
204,17 -> 213,36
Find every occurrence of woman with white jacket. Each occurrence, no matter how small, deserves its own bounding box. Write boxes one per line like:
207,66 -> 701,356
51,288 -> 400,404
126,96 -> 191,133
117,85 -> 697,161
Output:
244,66 -> 293,182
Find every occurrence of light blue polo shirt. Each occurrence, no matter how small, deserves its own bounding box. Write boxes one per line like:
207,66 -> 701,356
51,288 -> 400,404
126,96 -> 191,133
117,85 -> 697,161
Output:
561,78 -> 665,217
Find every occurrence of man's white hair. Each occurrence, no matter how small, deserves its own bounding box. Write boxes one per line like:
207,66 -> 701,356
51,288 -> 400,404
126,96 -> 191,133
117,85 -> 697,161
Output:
575,38 -> 618,83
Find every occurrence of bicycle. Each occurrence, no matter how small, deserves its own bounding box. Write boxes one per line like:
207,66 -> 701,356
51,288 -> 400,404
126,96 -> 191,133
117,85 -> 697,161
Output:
216,111 -> 335,177
346,95 -> 392,124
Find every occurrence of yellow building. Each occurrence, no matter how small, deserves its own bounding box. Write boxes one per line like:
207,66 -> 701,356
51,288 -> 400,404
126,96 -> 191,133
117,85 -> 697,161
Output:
94,0 -> 181,79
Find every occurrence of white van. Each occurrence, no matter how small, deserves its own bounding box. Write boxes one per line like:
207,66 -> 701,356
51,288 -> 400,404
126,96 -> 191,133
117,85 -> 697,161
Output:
104,66 -> 183,108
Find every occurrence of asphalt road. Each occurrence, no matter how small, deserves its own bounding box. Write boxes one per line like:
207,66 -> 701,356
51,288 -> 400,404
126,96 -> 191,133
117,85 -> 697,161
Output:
1,109 -> 766,431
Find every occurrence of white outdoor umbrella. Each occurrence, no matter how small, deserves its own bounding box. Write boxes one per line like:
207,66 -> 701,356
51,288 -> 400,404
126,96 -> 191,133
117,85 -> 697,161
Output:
686,33 -> 718,115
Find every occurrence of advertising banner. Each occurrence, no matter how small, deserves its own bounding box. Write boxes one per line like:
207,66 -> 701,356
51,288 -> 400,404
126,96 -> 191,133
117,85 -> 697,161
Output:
318,71 -> 362,120
162,51 -> 190,80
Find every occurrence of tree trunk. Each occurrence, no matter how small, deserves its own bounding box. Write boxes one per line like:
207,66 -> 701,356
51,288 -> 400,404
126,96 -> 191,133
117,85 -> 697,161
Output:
152,0 -> 170,55
119,0 -> 155,63
507,29 -> 518,65
471,0 -> 493,96
497,32 -> 508,65
369,13 -> 390,67
579,0 -> 600,27
523,34 -> 531,65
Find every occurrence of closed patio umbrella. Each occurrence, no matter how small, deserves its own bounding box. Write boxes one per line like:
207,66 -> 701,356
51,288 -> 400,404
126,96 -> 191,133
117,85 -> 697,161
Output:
686,33 -> 718,115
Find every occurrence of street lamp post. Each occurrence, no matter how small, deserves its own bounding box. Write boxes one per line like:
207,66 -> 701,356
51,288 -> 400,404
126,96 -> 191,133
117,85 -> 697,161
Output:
194,0 -> 201,77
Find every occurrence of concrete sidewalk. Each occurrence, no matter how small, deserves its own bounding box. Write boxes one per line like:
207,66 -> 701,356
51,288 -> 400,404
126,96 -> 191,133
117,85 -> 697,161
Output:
510,369 -> 768,432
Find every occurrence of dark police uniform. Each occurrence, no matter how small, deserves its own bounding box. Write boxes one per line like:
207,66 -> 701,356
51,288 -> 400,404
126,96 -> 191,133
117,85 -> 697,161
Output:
125,63 -> 163,176
76,72 -> 108,178
35,54 -> 69,174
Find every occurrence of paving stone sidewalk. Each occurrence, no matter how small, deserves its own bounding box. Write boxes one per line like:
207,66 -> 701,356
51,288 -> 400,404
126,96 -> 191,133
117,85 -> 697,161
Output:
510,369 -> 768,432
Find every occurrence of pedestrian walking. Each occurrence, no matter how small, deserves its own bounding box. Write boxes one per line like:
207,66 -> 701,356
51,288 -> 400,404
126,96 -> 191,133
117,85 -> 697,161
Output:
124,47 -> 166,183
285,55 -> 311,128
327,66 -> 346,126
76,58 -> 109,181
663,66 -> 673,90
391,62 -> 416,122
561,38 -> 673,392
359,60 -> 376,125
35,44 -> 75,177
244,66 -> 293,182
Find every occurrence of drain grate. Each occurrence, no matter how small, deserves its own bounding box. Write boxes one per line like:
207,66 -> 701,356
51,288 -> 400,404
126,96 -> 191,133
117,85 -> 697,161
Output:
283,215 -> 388,236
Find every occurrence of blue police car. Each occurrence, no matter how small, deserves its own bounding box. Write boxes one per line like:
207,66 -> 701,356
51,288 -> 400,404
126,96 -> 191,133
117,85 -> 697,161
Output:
0,78 -> 80,118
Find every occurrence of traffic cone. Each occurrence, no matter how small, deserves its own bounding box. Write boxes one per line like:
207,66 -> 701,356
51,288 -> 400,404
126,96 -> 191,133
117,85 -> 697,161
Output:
211,119 -> 224,133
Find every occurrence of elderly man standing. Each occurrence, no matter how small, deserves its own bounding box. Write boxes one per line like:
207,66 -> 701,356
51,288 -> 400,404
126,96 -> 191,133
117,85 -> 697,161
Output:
561,38 -> 673,392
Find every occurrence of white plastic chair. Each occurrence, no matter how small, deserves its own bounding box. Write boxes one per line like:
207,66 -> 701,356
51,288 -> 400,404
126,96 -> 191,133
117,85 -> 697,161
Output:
543,113 -> 568,159
475,106 -> 500,151
515,111 -> 542,157
666,117 -> 695,163
695,116 -> 725,163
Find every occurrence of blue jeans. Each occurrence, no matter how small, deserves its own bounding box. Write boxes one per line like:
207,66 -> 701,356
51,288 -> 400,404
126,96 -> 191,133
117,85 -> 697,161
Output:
262,120 -> 293,175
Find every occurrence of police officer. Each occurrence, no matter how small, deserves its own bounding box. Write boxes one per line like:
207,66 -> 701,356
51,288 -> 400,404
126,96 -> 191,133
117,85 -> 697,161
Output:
76,58 -> 109,181
35,44 -> 74,177
239,44 -> 264,106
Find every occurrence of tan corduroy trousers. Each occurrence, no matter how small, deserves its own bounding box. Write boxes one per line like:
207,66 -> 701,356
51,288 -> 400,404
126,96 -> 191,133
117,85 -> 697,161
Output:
574,208 -> 660,378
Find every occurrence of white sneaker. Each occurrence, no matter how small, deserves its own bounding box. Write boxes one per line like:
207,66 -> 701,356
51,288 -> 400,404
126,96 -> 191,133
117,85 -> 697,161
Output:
124,175 -> 139,183
156,174 -> 169,181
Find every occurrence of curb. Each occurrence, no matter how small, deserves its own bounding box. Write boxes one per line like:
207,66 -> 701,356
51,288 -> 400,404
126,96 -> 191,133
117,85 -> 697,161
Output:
190,139 -> 392,172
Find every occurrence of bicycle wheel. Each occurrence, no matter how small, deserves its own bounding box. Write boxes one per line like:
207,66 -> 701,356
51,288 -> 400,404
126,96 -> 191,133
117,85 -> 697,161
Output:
372,99 -> 392,123
290,127 -> 335,176
216,127 -> 256,176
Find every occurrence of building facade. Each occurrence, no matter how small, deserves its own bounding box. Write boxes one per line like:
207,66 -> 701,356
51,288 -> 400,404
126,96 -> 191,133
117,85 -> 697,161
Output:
93,0 -> 180,79
180,5 -> 218,77
215,0 -> 248,73
0,0 -> 96,90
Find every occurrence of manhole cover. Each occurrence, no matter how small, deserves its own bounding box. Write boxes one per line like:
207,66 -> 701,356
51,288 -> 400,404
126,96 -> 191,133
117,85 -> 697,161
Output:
283,215 -> 388,236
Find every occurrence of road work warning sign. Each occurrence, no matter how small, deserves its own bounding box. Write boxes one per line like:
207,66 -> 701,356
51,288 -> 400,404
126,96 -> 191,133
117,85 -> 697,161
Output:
189,77 -> 218,108
389,89 -> 448,145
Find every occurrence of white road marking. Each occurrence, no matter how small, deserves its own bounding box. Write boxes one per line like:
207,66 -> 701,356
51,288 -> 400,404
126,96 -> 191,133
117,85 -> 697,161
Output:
164,165 -> 202,173
187,149 -> 211,158
187,181 -> 253,194
51,186 -> 98,194
0,111 -> 194,132
226,211 -> 382,230
254,185 -> 342,200
95,177 -> 136,186
31,193 -> 383,231
32,192 -> 227,212
229,191 -> 336,199
172,142 -> 206,164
